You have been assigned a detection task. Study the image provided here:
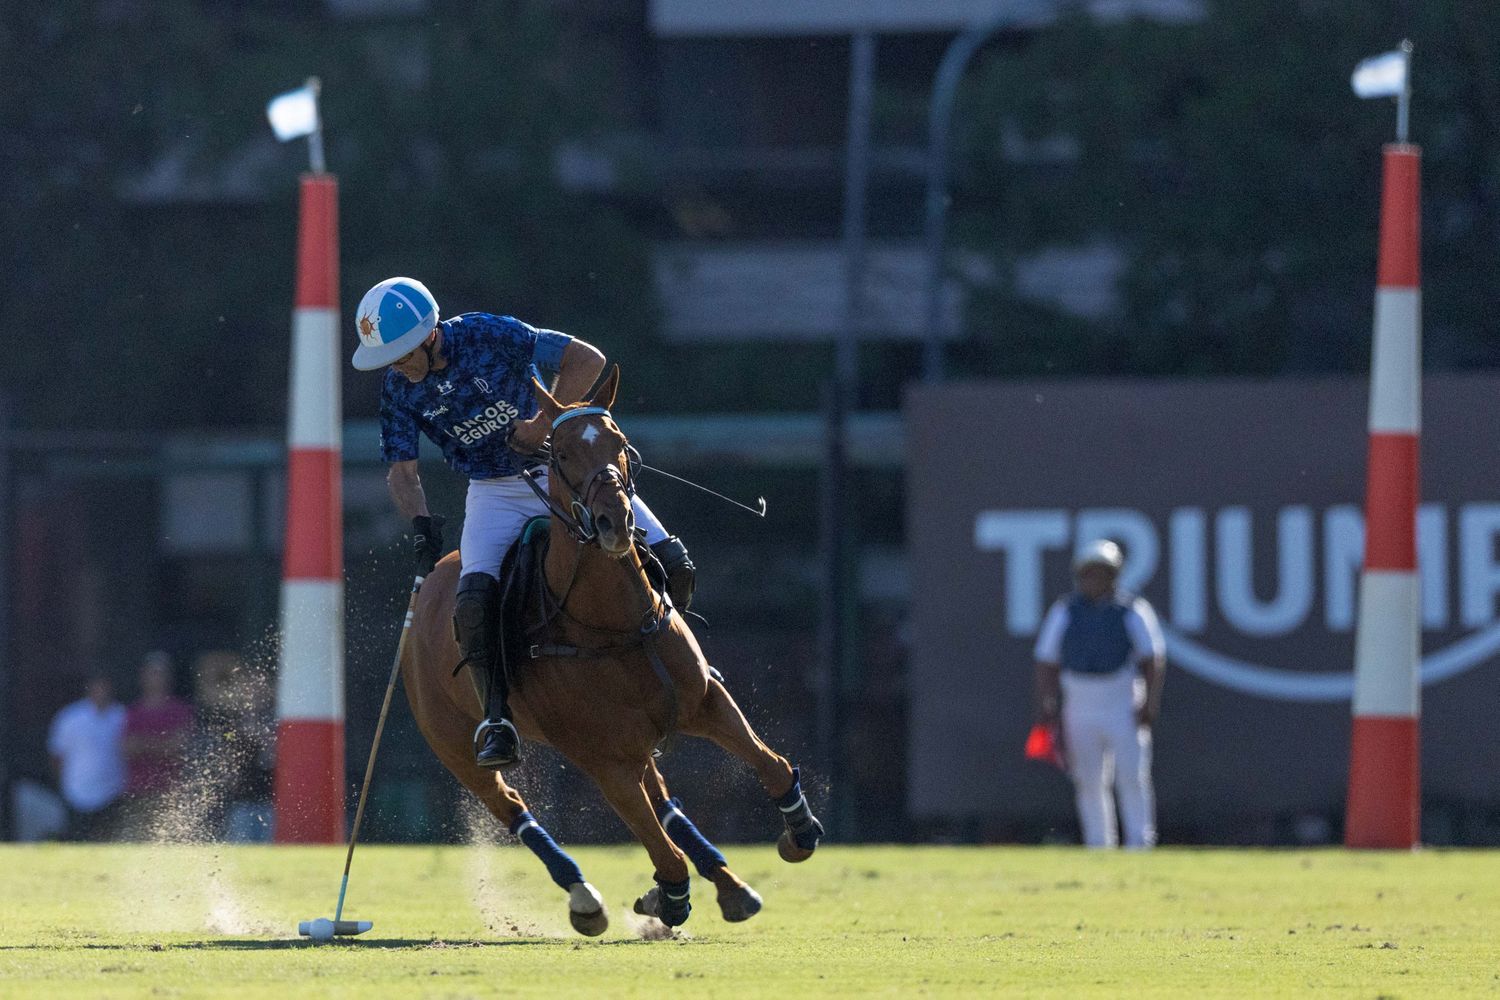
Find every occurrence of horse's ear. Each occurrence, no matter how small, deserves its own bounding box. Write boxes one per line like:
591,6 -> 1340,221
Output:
589,364 -> 620,410
531,377 -> 563,420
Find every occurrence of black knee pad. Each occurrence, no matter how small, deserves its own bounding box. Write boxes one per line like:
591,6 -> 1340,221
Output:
453,573 -> 499,642
650,536 -> 696,610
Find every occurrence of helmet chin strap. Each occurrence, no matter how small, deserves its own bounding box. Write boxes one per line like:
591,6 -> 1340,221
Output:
419,332 -> 438,375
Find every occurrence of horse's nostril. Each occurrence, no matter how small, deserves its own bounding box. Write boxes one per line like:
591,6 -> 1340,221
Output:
595,513 -> 614,534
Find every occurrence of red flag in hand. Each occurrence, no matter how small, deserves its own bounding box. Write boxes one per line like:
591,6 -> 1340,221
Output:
1024,722 -> 1065,770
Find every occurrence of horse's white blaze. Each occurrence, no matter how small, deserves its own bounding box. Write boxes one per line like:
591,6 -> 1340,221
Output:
581,424 -> 600,444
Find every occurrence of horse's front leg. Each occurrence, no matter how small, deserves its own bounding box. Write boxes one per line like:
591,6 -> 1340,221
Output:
448,758 -> 607,937
680,677 -> 825,862
584,760 -> 693,928
641,762 -> 762,922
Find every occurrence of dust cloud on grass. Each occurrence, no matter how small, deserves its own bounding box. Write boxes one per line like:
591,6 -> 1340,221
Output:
458,789 -> 556,938
455,760 -> 682,941
110,650 -> 280,937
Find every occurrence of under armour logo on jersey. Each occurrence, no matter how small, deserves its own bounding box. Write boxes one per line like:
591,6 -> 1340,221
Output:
473,377 -> 491,394
437,380 -> 455,395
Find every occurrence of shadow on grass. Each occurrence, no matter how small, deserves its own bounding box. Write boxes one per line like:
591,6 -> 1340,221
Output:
185,936 -> 684,950
0,936 -> 682,952
178,938 -> 545,950
0,939 -> 548,952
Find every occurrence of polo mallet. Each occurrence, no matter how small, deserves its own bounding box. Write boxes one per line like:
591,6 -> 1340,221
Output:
298,574 -> 424,942
636,461 -> 767,518
528,441 -> 768,519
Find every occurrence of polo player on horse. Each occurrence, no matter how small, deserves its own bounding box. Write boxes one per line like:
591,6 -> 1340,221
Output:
351,277 -> 696,769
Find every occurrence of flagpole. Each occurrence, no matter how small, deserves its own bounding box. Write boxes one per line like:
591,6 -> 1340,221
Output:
1395,40 -> 1412,144
266,77 -> 343,842
1346,39 -> 1423,850
305,77 -> 327,175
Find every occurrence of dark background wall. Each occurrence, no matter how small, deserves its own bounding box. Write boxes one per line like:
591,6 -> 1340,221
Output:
906,375 -> 1500,844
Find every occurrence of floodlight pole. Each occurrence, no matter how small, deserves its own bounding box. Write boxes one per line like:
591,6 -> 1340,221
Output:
819,27 -> 876,842
921,2 -> 1052,382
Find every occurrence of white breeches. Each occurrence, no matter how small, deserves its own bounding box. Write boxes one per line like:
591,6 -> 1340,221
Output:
1061,668 -> 1155,849
460,473 -> 669,578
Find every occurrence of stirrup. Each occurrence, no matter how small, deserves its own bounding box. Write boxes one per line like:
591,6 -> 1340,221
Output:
474,718 -> 521,770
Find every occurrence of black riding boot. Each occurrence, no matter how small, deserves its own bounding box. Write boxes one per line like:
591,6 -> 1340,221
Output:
649,536 -> 696,611
453,572 -> 520,769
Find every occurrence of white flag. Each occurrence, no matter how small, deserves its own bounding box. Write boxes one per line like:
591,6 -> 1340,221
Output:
266,84 -> 319,141
1351,50 -> 1408,99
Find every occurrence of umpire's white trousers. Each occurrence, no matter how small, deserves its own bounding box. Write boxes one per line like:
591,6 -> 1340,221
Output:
460,473 -> 669,578
1061,668 -> 1155,849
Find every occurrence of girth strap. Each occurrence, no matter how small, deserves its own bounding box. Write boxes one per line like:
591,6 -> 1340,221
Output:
528,612 -> 680,756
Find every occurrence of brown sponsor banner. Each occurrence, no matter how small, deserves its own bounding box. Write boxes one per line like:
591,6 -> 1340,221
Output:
905,376 -> 1500,837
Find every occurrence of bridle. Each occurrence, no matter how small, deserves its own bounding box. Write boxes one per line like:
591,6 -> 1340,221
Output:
519,406 -> 640,546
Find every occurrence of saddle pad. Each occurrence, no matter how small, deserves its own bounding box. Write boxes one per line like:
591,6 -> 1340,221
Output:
496,516 -> 550,687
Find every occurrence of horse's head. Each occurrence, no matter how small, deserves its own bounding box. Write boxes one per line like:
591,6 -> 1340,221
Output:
533,366 -> 637,557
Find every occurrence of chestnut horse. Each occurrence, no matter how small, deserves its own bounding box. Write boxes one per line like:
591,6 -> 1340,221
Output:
400,366 -> 823,934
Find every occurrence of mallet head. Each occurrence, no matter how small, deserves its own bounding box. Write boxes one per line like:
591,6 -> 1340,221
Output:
298,918 -> 372,940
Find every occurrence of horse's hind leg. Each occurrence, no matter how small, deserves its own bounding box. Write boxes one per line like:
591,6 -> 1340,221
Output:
642,762 -> 762,923
447,756 -> 608,937
585,760 -> 694,928
681,677 -> 825,862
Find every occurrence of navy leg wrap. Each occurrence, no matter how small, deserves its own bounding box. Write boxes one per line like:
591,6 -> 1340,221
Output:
510,810 -> 584,890
657,797 -> 727,877
655,875 -> 692,927
775,766 -> 823,850
775,766 -> 808,815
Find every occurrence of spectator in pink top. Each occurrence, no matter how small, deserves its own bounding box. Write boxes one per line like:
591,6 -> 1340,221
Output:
121,651 -> 194,838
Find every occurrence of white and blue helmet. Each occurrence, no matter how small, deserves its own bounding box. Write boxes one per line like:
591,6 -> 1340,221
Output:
352,277 -> 440,370
1075,539 -> 1124,573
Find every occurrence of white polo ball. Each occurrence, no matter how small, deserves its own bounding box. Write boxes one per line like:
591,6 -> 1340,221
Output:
308,918 -> 335,941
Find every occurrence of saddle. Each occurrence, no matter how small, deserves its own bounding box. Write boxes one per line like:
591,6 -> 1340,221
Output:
494,516 -> 551,691
490,518 -> 680,691
486,519 -> 692,757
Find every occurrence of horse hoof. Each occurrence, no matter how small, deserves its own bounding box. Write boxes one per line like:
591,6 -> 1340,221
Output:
635,883 -> 691,927
568,882 -> 608,938
717,884 -> 763,923
633,886 -> 662,919
570,907 -> 608,937
778,829 -> 815,863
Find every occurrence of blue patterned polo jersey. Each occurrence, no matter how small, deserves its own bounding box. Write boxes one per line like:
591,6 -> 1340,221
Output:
378,312 -> 571,480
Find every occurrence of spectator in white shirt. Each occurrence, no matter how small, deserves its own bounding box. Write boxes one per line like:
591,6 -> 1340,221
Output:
47,674 -> 127,841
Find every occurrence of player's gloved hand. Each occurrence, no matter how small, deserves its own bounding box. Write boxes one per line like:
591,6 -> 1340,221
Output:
508,414 -> 550,456
411,514 -> 446,576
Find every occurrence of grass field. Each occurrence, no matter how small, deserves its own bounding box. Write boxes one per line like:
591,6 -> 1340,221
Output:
0,843 -> 1495,997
